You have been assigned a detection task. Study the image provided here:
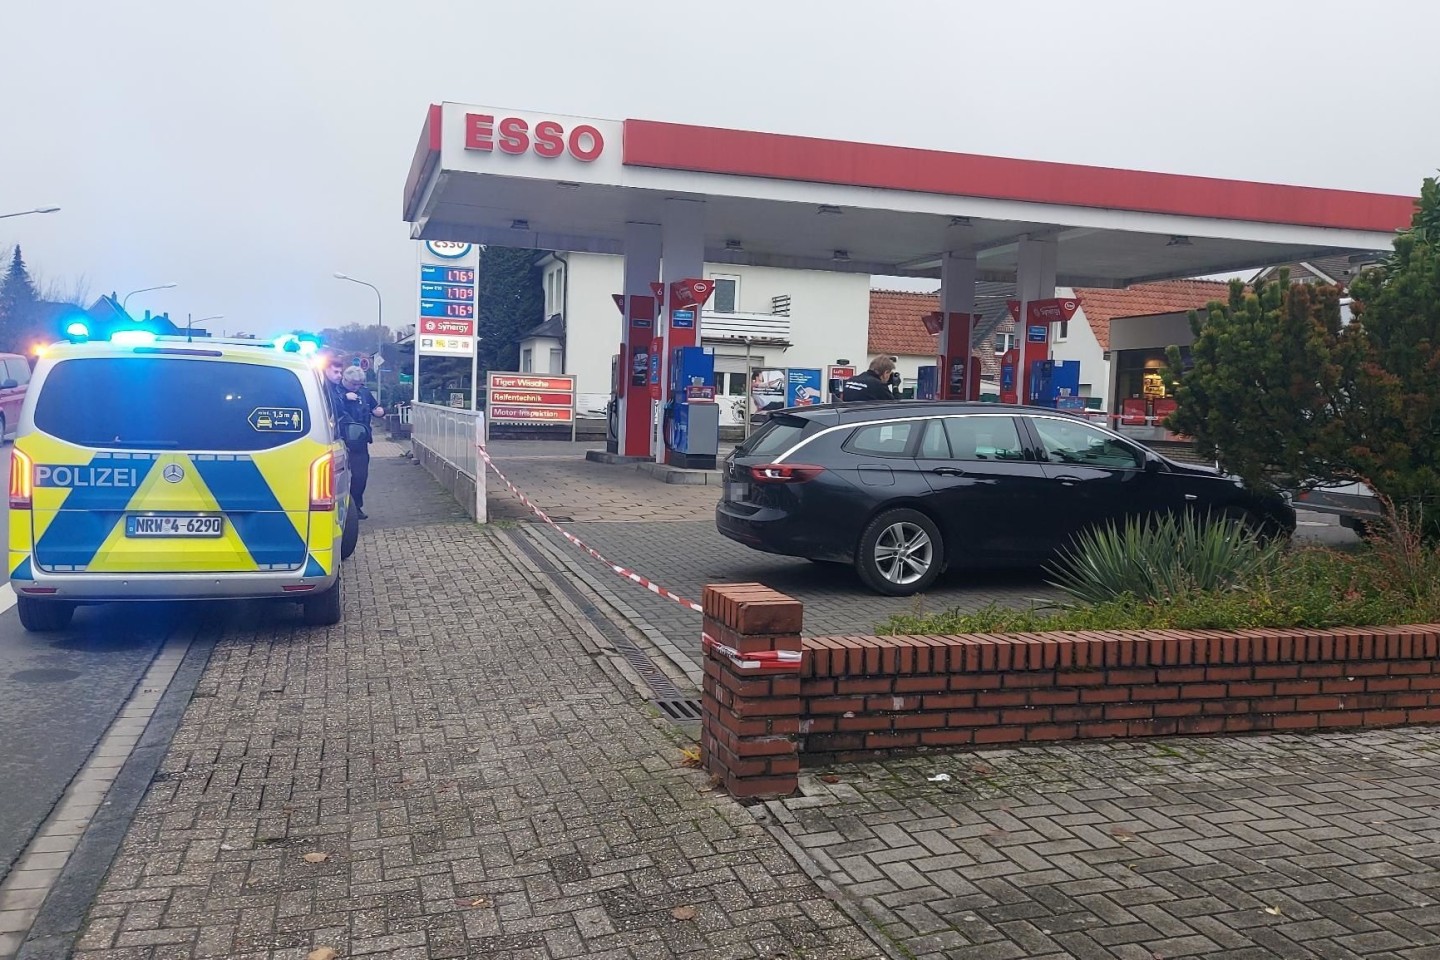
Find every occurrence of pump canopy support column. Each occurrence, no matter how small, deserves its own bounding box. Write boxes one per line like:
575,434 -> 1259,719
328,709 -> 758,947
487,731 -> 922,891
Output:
938,251 -> 978,401
620,222 -> 661,457
1015,236 -> 1057,406
658,199 -> 705,462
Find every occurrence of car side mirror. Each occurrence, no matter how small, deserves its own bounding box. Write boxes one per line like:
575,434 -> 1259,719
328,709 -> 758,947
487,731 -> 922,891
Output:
1,380 -> 17,390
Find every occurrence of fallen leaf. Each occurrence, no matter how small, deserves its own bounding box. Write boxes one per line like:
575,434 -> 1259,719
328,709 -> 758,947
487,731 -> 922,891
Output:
1264,906 -> 1283,917
470,897 -> 488,907
972,763 -> 994,775
672,905 -> 697,921
819,774 -> 841,784
1110,827 -> 1139,843
679,747 -> 702,768
308,949 -> 340,960
303,852 -> 330,864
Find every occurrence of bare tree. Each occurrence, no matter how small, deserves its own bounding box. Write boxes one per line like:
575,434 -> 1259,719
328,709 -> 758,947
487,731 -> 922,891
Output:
32,271 -> 91,306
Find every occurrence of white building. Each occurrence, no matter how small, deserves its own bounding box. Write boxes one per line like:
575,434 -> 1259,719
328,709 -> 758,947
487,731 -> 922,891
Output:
524,253 -> 872,426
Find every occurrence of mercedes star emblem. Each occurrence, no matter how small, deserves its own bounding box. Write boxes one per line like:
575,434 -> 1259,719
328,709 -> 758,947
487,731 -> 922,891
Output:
162,464 -> 185,484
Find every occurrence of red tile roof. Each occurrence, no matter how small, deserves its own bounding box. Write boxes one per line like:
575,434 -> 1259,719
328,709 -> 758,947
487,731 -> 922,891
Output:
1072,280 -> 1231,351
868,281 -> 1233,356
868,289 -> 944,356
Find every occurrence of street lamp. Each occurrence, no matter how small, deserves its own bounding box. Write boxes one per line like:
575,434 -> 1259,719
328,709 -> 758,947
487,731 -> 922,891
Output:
188,314 -> 223,336
0,207 -> 60,220
333,272 -> 385,362
121,282 -> 178,311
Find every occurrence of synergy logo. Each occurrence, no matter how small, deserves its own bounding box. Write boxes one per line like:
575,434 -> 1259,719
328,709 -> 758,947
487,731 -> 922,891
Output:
35,465 -> 144,488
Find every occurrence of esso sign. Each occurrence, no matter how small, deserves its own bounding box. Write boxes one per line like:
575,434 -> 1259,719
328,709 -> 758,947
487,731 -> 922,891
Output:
464,114 -> 604,162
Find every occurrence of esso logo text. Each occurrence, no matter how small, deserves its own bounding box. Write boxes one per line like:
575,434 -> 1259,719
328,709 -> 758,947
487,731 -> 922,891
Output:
464,114 -> 605,162
425,240 -> 473,260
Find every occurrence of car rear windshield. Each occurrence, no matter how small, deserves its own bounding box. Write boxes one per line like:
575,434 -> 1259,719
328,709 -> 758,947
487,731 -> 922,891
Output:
34,357 -> 311,451
734,416 -> 810,459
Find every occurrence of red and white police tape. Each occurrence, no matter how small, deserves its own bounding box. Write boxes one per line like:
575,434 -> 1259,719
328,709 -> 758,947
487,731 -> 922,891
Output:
476,444 -> 704,613
702,632 -> 804,671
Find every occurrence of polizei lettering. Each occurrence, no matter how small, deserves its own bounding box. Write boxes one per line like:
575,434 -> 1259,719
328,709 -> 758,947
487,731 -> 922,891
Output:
34,465 -> 142,488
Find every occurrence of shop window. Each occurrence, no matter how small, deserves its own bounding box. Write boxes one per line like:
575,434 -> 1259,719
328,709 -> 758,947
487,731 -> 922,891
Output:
1056,319 -> 1070,342
521,348 -> 533,373
549,348 -> 563,373
710,275 -> 740,313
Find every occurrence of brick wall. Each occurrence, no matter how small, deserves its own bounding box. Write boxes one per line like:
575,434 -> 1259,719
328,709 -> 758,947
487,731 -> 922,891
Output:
801,627 -> 1440,759
696,586 -> 1440,793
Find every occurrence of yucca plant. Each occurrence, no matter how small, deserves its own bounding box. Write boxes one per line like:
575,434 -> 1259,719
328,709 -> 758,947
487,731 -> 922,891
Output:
1046,511 -> 1283,605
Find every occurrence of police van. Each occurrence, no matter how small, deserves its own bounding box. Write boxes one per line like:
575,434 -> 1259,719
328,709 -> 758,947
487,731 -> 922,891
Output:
7,333 -> 359,632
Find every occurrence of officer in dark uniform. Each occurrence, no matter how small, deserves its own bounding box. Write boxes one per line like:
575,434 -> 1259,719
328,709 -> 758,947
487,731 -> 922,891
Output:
841,356 -> 901,402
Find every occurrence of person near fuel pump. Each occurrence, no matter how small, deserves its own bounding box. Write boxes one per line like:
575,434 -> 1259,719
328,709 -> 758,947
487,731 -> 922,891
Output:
840,356 -> 902,402
339,366 -> 385,520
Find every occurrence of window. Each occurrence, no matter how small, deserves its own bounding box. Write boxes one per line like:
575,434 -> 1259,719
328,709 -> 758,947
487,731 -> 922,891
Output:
1056,319 -> 1070,341
549,348 -> 563,374
34,357 -> 309,452
521,348 -> 533,372
942,417 -> 1025,461
1029,417 -> 1142,469
719,372 -> 748,396
844,421 -> 917,458
710,275 -> 740,313
919,420 -> 951,459
994,332 -> 1015,355
3,359 -> 31,386
735,416 -> 807,458
543,268 -> 564,316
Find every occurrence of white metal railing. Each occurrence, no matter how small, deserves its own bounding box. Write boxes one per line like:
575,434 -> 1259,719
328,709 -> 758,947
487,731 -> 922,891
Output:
411,402 -> 481,479
702,310 -> 793,342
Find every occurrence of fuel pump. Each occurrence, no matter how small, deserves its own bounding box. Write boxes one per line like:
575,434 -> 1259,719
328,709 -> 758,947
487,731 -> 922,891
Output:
665,346 -> 719,469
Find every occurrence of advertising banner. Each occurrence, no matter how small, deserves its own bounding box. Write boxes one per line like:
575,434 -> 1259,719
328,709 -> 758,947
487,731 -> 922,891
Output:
786,368 -> 824,407
486,373 -> 577,425
750,368 -> 787,416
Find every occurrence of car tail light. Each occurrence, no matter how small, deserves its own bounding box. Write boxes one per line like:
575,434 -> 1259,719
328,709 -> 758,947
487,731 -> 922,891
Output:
750,463 -> 825,484
9,448 -> 33,510
310,452 -> 335,510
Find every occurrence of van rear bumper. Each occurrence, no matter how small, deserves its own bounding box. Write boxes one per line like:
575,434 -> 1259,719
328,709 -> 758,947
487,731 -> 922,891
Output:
9,566 -> 337,602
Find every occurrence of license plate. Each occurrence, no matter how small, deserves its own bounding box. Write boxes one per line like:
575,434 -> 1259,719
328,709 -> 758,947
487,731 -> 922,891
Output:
125,515 -> 224,538
725,481 -> 751,502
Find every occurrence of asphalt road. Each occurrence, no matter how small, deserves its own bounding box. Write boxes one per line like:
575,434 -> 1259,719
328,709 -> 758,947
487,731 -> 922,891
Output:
0,449 -> 179,886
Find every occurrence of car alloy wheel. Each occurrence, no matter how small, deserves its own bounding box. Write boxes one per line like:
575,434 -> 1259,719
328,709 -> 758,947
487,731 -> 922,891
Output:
857,508 -> 944,596
874,521 -> 934,585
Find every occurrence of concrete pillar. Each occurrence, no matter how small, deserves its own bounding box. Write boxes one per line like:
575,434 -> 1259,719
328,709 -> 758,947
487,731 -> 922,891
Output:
938,251 -> 977,400
657,199 -> 706,460
1015,236 -> 1057,405
620,221 -> 661,457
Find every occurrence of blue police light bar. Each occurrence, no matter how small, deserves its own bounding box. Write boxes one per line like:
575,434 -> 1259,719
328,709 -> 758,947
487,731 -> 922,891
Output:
111,330 -> 158,347
65,321 -> 90,340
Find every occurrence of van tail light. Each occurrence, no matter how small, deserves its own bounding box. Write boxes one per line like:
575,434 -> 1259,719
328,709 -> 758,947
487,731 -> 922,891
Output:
310,452 -> 335,511
750,463 -> 825,484
9,448 -> 33,510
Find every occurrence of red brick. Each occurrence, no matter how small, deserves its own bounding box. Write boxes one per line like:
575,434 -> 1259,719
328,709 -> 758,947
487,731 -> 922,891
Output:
1001,707 -> 1049,724
1057,669 -> 1107,686
1228,682 -> 1276,698
1105,704 -> 1155,721
1318,678 -> 1366,695
1407,707 -> 1440,723
1052,704 -> 1107,723
865,695 -> 920,713
726,773 -> 798,799
720,673 -> 773,698
809,697 -> 866,715
949,673 -> 1003,691
1128,685 -> 1182,702
1201,699 -> 1252,716
1366,677 -> 1412,693
801,678 -> 836,697
1345,662 -> 1390,677
1390,661 -> 1434,675
1108,668 -> 1157,685
865,731 -> 919,749
973,726 -> 1024,744
1318,711 -> 1364,728
920,729 -> 975,746
1272,680 -> 1323,697
732,697 -> 801,719
1027,723 -> 1078,741
948,710 -> 1002,727
977,691 -> 1031,708
1253,697 -> 1298,713
1177,716 -> 1226,735
1294,696 -> 1344,711
1411,676 -> 1440,690
802,716 -> 836,733
1299,662 -> 1346,678
804,732 -> 866,752
1079,687 -> 1131,703
834,714 -> 892,732
1156,667 -> 1207,685
1205,665 -> 1253,682
768,755 -> 801,775
1002,671 -> 1057,689
893,711 -> 951,730
731,735 -> 797,759
1130,717 -> 1179,736
1384,692 -> 1429,709
1364,709 -> 1409,726
836,678 -> 895,696
1029,689 -> 1081,705
1078,721 -> 1129,738
1271,712 -> 1320,730
1180,683 -> 1227,699
923,693 -> 977,710
894,676 -> 949,694
1152,701 -> 1204,718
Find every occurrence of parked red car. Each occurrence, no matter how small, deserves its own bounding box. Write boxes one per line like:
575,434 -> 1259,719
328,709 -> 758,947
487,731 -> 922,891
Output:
0,352 -> 31,441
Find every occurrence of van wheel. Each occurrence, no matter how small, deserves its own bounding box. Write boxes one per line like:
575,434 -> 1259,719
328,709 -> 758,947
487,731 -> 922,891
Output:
855,508 -> 944,596
17,597 -> 74,633
341,504 -> 360,560
302,572 -> 343,627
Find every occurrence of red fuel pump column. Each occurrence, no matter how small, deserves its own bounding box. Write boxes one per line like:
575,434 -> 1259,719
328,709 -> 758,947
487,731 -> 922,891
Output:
936,312 -> 981,401
665,278 -> 715,358
1004,297 -> 1079,403
612,293 -> 656,456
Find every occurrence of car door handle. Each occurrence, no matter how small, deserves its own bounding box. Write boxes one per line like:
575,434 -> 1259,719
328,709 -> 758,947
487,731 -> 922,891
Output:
1052,475 -> 1084,485
931,467 -> 966,477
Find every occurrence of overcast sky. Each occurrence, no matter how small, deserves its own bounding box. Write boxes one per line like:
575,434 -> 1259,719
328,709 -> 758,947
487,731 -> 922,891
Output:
1,0 -> 1436,336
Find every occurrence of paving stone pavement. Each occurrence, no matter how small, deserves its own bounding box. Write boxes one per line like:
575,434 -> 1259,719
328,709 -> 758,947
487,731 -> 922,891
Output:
63,453 -> 884,960
767,729 -> 1440,960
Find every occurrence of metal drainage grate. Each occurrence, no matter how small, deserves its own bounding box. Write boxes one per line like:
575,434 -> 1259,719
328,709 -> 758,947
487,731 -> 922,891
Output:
655,698 -> 703,724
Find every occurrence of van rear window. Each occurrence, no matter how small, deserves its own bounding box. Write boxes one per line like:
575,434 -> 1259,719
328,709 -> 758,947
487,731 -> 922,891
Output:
34,357 -> 310,451
735,416 -> 809,459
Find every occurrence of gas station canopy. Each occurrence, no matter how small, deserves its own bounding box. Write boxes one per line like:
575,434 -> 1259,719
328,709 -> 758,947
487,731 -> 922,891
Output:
403,103 -> 1414,286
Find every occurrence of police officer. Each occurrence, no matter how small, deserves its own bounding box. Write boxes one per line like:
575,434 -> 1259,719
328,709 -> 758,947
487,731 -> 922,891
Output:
841,356 -> 901,402
340,366 -> 385,520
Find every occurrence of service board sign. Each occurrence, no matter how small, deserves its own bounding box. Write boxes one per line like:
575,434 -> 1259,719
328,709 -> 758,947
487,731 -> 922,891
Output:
416,241 -> 478,356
